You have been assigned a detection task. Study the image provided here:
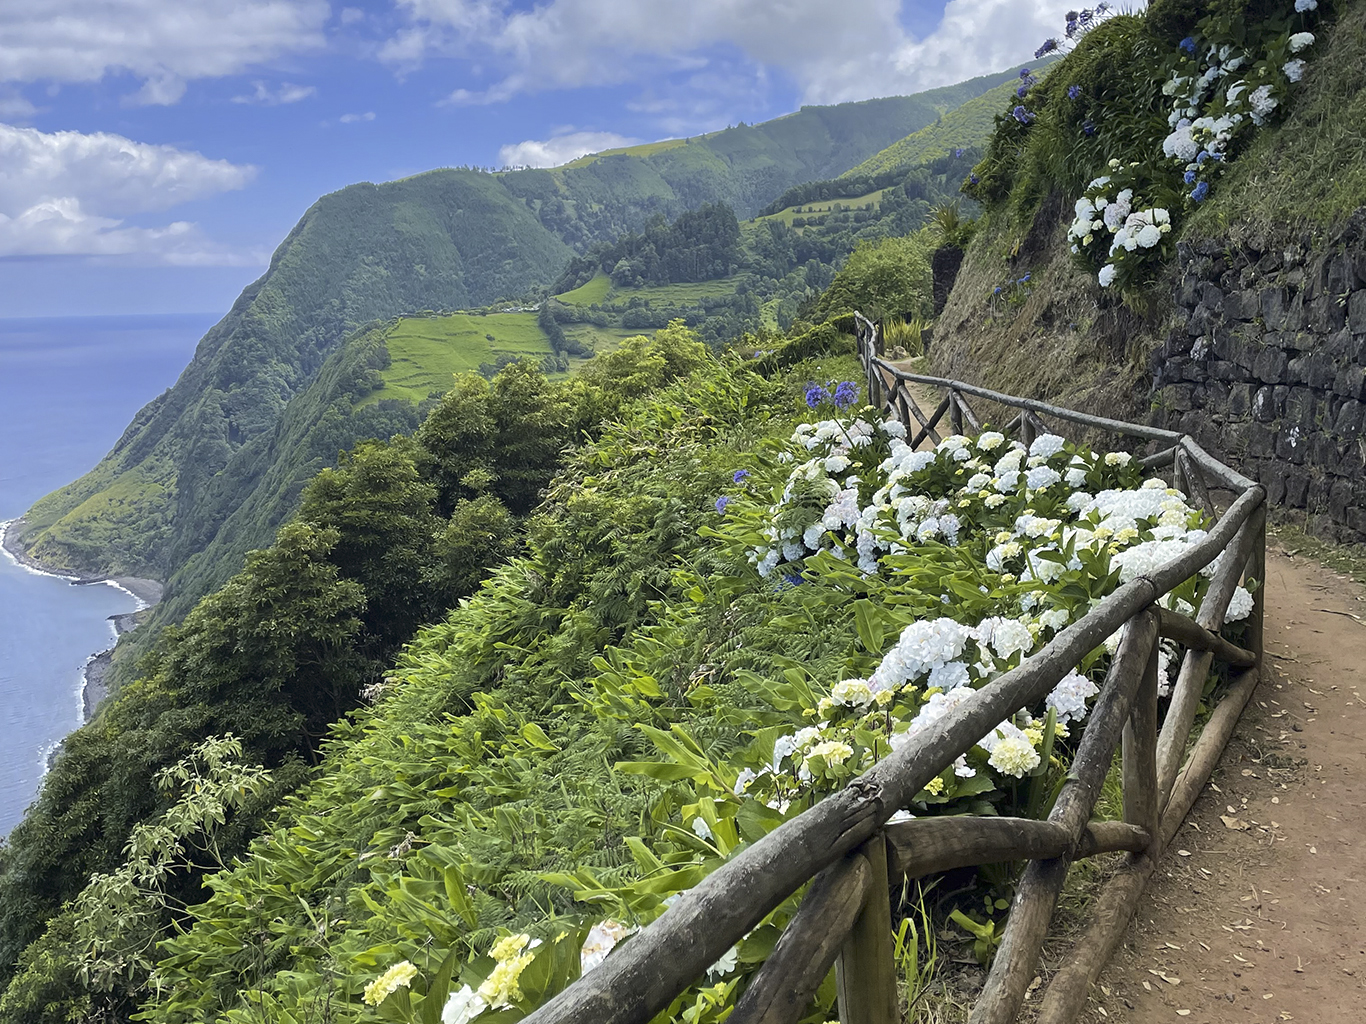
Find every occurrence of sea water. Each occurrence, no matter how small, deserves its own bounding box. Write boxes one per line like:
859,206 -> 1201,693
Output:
0,314 -> 213,833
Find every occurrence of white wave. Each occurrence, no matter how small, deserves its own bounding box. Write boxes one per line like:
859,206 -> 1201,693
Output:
0,519 -> 81,583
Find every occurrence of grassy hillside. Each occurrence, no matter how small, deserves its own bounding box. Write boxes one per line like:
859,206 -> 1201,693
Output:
16,65 -> 1022,608
370,313 -> 554,404
843,79 -> 1024,179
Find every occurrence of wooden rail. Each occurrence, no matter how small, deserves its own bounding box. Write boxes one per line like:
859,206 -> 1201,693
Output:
522,314 -> 1267,1024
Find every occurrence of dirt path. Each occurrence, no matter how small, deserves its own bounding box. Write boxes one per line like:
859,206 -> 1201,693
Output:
1081,545 -> 1366,1024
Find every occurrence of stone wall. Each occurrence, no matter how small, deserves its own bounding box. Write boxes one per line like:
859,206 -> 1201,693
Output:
1151,209 -> 1366,541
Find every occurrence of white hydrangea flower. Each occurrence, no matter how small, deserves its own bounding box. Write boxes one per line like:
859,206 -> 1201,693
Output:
977,431 -> 1005,451
442,986 -> 488,1024
1039,608 -> 1070,632
580,921 -> 636,975
1029,434 -> 1066,458
880,418 -> 908,438
1283,58 -> 1306,83
928,660 -> 971,691
1026,466 -> 1062,491
1046,670 -> 1100,724
1289,31 -> 1315,52
831,679 -> 874,707
1225,586 -> 1254,622
989,736 -> 1041,778
1098,263 -> 1118,287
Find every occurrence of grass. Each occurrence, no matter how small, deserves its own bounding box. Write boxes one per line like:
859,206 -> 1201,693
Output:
1190,0 -> 1366,235
561,137 -> 695,167
753,189 -> 887,227
561,323 -> 639,355
368,313 -> 553,404
555,272 -> 612,305
619,277 -> 745,304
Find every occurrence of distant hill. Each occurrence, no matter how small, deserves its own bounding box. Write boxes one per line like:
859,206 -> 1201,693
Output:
14,61 -> 1033,619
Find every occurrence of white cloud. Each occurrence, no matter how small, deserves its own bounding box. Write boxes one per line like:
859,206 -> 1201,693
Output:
0,0 -> 329,105
232,81 -> 318,106
339,111 -> 376,123
0,122 -> 257,262
387,0 -> 1082,107
497,130 -> 641,169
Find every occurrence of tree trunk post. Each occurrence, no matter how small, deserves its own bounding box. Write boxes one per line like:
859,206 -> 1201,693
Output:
950,391 -> 964,435
836,832 -> 899,1024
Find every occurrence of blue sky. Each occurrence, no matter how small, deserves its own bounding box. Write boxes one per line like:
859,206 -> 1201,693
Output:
0,0 -> 1083,317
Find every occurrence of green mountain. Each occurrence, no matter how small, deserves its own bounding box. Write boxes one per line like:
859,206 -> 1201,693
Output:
14,64 -> 1030,607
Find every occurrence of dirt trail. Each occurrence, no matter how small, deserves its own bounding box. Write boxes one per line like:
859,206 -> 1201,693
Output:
1081,546 -> 1366,1024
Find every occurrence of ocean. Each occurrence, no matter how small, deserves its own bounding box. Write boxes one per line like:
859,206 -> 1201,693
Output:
0,314 -> 214,833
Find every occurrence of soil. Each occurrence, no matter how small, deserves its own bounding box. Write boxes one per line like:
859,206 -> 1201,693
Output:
1078,544 -> 1366,1024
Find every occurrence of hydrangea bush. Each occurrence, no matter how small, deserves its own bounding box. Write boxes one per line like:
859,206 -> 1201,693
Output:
358,405 -> 1256,1024
1059,0 -> 1326,289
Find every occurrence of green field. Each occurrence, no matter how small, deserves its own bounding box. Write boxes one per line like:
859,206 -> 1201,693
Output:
369,312 -> 553,403
556,272 -> 613,305
556,274 -> 745,308
753,189 -> 887,227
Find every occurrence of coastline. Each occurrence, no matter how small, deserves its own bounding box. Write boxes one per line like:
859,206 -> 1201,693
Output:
0,517 -> 162,723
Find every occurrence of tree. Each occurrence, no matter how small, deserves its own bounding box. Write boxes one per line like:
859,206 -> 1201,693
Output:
815,234 -> 933,321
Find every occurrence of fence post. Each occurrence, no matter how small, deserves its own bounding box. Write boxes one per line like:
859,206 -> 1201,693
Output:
836,832 -> 898,1024
1247,513 -> 1266,676
949,391 -> 964,435
1123,639 -> 1160,844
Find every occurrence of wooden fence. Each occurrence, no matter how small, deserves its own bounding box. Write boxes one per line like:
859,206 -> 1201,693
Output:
522,315 -> 1267,1024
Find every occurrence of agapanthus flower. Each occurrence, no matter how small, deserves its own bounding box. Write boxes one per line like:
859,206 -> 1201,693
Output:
1067,84 -> 1082,99
970,173 -> 980,184
1036,38 -> 1060,58
954,147 -> 965,157
833,381 -> 859,409
1013,105 -> 1036,125
715,496 -> 731,514
733,468 -> 750,483
805,382 -> 829,408
1017,83 -> 1030,98
1083,120 -> 1097,136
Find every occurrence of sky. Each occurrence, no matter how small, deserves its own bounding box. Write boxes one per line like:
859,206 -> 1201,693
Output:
0,0 -> 1091,317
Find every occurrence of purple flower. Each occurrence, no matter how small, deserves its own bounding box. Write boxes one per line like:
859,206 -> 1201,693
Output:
782,572 -> 806,587
1179,36 -> 1197,55
954,147 -> 965,158
732,469 -> 750,483
1020,67 -> 1032,79
804,382 -> 829,409
1066,18 -> 1078,37
970,173 -> 980,185
833,381 -> 859,409
993,285 -> 1003,295
1035,38 -> 1059,58
1191,181 -> 1210,202
715,496 -> 731,514
1196,150 -> 1211,165
1082,120 -> 1097,136
1184,169 -> 1197,184
1019,273 -> 1031,283
1017,84 -> 1030,98
1067,84 -> 1082,100
1012,105 -> 1035,125
1078,8 -> 1093,25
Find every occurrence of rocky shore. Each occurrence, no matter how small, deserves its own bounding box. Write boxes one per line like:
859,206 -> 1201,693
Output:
1,517 -> 162,722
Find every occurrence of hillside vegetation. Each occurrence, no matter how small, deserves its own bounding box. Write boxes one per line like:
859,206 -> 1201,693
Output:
13,66 -> 1021,623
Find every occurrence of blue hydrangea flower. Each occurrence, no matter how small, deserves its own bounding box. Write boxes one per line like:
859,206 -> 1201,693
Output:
1196,150 -> 1210,166
715,496 -> 731,514
1191,181 -> 1210,202
732,469 -> 750,484
1179,36 -> 1197,55
1067,84 -> 1082,100
833,381 -> 859,409
1184,169 -> 1197,184
804,382 -> 828,409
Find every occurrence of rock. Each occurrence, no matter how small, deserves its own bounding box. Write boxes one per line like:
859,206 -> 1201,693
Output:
1200,282 -> 1225,313
1254,345 -> 1288,384
1327,252 -> 1358,295
1224,289 -> 1259,320
1308,293 -> 1346,333
1333,365 -> 1366,401
1260,286 -> 1287,328
1334,399 -> 1363,438
1252,386 -> 1277,423
1349,291 -> 1366,334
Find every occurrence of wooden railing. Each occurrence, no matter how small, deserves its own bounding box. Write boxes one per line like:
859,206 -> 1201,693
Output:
522,314 -> 1266,1024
